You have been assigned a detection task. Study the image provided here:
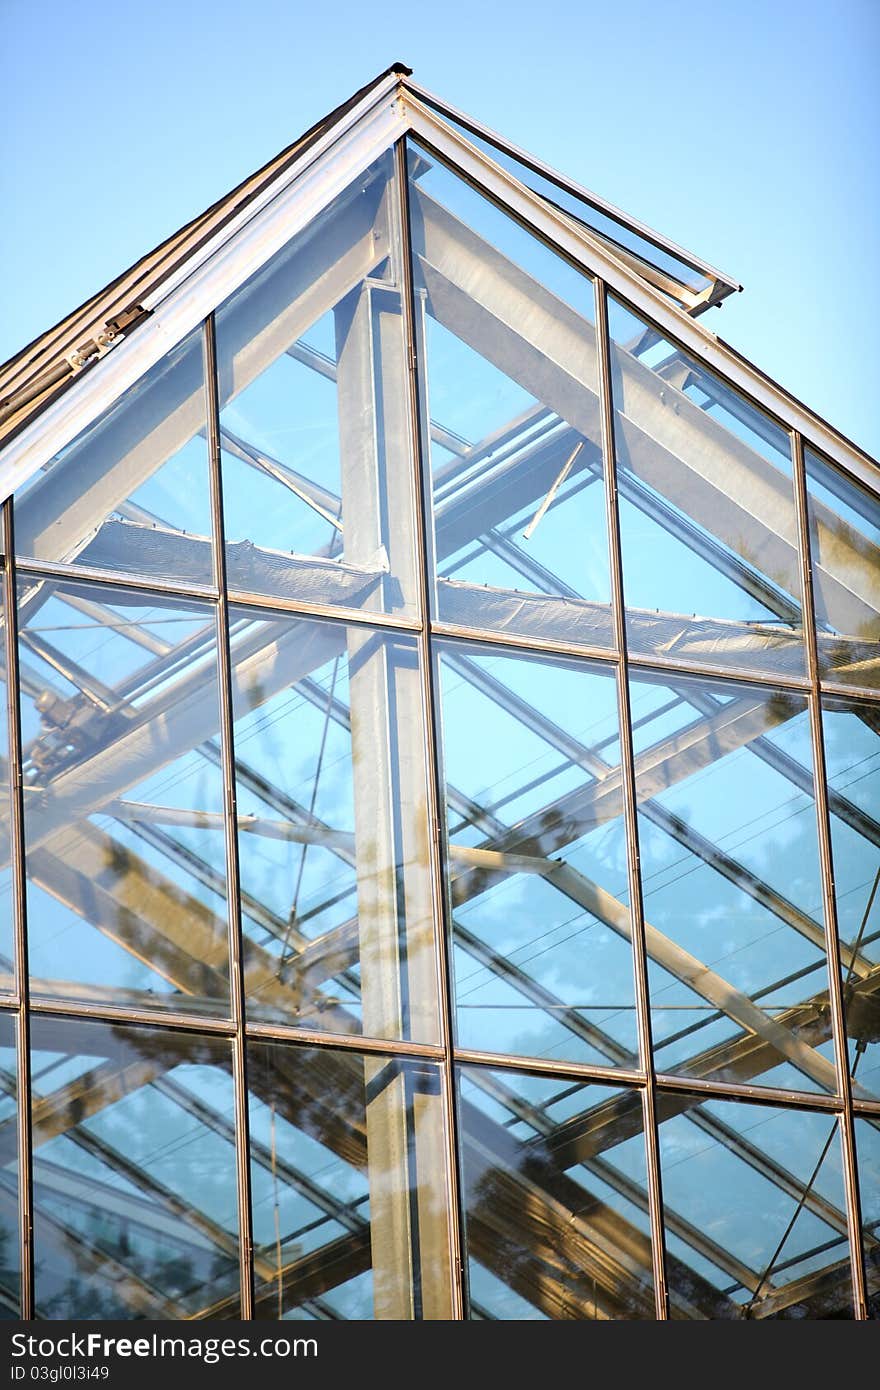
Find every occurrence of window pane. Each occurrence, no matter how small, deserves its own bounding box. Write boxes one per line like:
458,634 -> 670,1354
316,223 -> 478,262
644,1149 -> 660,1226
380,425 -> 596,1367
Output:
408,140 -> 612,650
14,330 -> 213,587
229,605 -> 439,1043
658,1092 -> 853,1318
436,639 -> 638,1066
0,580 -> 11,994
215,151 -> 417,618
854,1117 -> 880,1318
629,668 -> 836,1096
0,1013 -> 19,1316
457,1065 -> 654,1318
822,696 -> 880,1094
806,446 -> 880,693
608,295 -> 805,679
31,1016 -> 239,1319
247,1042 -> 452,1319
19,577 -> 230,1016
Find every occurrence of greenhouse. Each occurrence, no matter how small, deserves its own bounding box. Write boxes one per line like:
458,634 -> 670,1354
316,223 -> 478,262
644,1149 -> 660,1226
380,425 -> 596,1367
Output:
0,63 -> 877,1319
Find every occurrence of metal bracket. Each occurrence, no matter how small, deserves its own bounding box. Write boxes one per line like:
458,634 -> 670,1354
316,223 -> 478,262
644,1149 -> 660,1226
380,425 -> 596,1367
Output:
65,303 -> 150,374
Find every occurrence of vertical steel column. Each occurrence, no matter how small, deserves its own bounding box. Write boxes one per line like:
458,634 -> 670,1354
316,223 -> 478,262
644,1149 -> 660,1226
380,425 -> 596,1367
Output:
2,502 -> 33,1319
791,428 -> 868,1319
395,135 -> 467,1320
594,280 -> 669,1319
333,162 -> 454,1318
334,276 -> 437,1044
203,316 -> 255,1319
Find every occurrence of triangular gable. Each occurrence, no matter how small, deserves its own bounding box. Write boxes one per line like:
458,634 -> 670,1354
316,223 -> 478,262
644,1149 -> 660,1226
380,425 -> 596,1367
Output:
0,63 -> 876,512
3,79 -> 876,697
0,63 -> 734,452
0,64 -> 412,453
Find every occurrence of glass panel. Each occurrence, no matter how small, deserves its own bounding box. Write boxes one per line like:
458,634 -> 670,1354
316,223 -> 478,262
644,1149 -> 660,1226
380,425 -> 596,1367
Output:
0,579 -> 12,994
806,446 -> 880,692
822,697 -> 880,1096
854,1117 -> 880,1318
436,639 -> 638,1066
629,668 -> 836,1095
407,140 -> 612,650
417,95 -> 713,298
247,1041 -> 452,1319
215,151 -> 417,618
31,1016 -> 239,1319
607,295 -> 805,679
0,1012 -> 19,1316
229,605 -> 439,1043
18,576 -> 230,1016
658,1092 -> 853,1318
14,330 -> 213,587
457,1065 -> 654,1318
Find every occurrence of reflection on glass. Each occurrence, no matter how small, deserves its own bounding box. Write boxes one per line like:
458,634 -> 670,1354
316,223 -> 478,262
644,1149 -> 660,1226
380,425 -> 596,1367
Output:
14,330 -> 213,586
457,1065 -> 653,1318
230,606 -> 438,1042
247,1042 -> 452,1319
415,97 -> 714,300
805,446 -> 880,692
0,1013 -> 18,1316
658,1092 -> 853,1318
407,140 -> 612,649
30,1016 -> 238,1319
822,698 -> 880,1094
629,668 -> 835,1094
436,640 -> 637,1065
215,151 -> 417,618
18,577 -> 230,1015
607,295 -> 805,678
854,1118 -> 880,1318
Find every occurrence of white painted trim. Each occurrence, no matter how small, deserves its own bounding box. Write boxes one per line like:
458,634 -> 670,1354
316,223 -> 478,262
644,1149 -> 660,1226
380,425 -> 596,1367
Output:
139,74 -> 403,312
0,86 -> 406,499
404,93 -> 880,494
404,75 -> 740,296
1,76 -> 875,507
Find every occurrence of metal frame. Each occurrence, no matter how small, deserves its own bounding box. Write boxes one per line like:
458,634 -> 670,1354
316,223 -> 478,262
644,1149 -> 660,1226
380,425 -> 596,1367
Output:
0,76 -> 876,506
2,504 -> 33,1317
0,70 -> 876,1321
402,76 -> 741,309
0,81 -> 408,501
400,96 -> 880,494
204,313 -> 255,1318
395,138 -> 468,1318
792,429 -> 869,1315
594,278 -> 669,1317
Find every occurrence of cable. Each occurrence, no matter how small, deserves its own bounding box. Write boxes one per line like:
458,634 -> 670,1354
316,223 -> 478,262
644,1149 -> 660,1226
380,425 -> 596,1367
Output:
742,864 -> 880,1318
276,653 -> 341,977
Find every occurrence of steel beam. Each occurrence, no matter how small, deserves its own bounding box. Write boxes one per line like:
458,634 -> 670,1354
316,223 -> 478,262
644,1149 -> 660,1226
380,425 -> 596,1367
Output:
411,188 -> 878,634
335,266 -> 451,1319
12,179 -> 391,575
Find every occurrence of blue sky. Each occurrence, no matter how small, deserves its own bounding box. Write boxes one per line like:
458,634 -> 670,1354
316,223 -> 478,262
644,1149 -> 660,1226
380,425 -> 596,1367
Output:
2,0 -> 878,456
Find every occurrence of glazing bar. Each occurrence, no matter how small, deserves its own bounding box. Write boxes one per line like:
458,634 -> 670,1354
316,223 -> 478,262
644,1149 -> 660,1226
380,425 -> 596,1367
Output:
396,136 -> 466,1320
595,276 -> 669,1319
3,502 -> 33,1318
204,315 -> 255,1319
791,428 -> 868,1319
